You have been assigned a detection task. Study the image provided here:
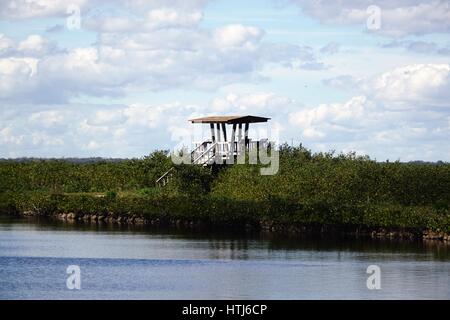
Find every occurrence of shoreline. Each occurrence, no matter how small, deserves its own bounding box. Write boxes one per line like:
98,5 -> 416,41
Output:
8,210 -> 450,242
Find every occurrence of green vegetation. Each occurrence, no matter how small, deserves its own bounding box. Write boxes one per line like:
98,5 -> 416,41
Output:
1,145 -> 449,232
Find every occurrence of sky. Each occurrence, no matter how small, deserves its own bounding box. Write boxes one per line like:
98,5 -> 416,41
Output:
0,0 -> 449,161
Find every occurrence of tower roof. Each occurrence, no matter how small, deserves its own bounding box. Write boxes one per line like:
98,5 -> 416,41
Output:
189,115 -> 270,124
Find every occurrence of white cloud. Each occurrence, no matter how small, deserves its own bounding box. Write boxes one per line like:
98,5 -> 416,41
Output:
83,8 -> 203,33
213,24 -> 263,47
0,2 -> 322,103
0,94 -> 291,157
320,42 -> 340,55
324,63 -> 450,109
18,35 -> 48,51
211,92 -> 293,113
78,119 -> 110,136
289,63 -> 450,160
85,140 -> 101,150
364,63 -> 450,108
0,126 -> 24,145
0,34 -> 15,56
0,25 -> 317,103
1,78 -> 449,160
288,0 -> 450,37
0,57 -> 38,99
146,8 -> 203,29
83,15 -> 139,33
89,110 -> 125,126
0,34 -> 58,59
322,75 -> 359,91
0,0 -> 88,19
288,94 -> 449,160
18,35 -> 52,55
0,0 -> 209,20
123,104 -> 165,129
31,132 -> 64,146
29,110 -> 66,128
0,1 -> 449,161
289,96 -> 375,140
384,40 -> 438,54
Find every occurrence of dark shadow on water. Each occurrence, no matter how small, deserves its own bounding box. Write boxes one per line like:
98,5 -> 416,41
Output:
1,214 -> 450,261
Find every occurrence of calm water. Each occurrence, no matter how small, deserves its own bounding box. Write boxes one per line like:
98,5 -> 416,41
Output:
0,215 -> 449,300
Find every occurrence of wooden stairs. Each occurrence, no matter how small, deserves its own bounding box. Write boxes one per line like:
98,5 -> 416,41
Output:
155,140 -> 214,187
155,167 -> 175,187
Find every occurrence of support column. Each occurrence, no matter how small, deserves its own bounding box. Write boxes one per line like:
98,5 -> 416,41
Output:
210,123 -> 215,143
221,123 -> 227,142
210,123 -> 216,160
216,123 -> 221,142
221,123 -> 227,163
237,124 -> 242,153
216,123 -> 221,159
229,123 -> 236,163
244,123 -> 249,150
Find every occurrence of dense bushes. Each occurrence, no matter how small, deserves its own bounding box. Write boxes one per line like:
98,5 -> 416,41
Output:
0,151 -> 172,193
2,191 -> 449,232
0,145 -> 449,232
2,146 -> 448,208
212,144 -> 450,208
164,164 -> 214,197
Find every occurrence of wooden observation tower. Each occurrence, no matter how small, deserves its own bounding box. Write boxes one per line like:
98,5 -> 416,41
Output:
156,115 -> 271,186
189,115 -> 271,165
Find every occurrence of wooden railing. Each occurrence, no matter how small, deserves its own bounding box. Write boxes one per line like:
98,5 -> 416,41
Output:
191,139 -> 269,165
155,167 -> 175,187
156,139 -> 271,186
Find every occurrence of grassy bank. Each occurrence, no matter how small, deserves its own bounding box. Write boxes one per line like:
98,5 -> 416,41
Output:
1,145 -> 449,234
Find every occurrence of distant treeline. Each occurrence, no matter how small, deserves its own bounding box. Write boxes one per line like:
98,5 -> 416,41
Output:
1,144 -> 449,232
0,151 -> 172,193
0,157 -> 129,163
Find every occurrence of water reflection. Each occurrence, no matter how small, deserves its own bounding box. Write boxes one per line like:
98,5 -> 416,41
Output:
1,215 -> 449,299
2,215 -> 448,261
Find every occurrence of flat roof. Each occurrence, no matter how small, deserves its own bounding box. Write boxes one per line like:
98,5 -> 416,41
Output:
190,115 -> 270,124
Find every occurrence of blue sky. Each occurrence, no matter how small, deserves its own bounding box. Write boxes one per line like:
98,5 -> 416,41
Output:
0,0 -> 449,161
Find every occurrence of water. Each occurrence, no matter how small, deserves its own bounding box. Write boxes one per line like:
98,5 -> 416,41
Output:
0,216 -> 449,300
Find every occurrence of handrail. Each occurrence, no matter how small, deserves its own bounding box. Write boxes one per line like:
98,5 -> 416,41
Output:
190,139 -> 271,166
190,140 -> 211,156
198,151 -> 216,166
193,142 -> 217,164
155,167 -> 175,186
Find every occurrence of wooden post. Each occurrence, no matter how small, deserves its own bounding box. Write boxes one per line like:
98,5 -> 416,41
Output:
221,123 -> 227,142
210,123 -> 216,160
237,123 -> 242,153
216,123 -> 221,142
244,122 -> 249,150
210,123 -> 215,143
216,123 -> 221,162
229,123 -> 236,163
221,123 -> 227,163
